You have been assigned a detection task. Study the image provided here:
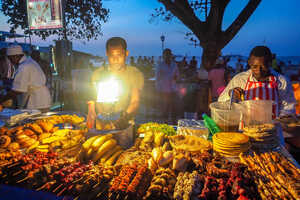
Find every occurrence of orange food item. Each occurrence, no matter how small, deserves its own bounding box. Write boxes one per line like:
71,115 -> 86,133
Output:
0,135 -> 11,148
0,127 -> 8,134
292,83 -> 300,115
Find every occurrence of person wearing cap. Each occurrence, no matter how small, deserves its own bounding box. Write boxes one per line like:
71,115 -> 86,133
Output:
218,46 -> 296,118
87,37 -> 144,129
0,45 -> 51,112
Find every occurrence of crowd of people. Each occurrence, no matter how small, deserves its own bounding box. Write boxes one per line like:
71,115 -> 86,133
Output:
151,49 -> 300,122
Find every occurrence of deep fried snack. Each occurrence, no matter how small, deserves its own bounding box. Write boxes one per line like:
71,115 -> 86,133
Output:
0,135 -> 11,148
37,121 -> 54,133
25,123 -> 43,135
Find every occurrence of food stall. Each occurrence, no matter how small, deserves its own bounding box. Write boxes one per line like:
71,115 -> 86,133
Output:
0,86 -> 299,200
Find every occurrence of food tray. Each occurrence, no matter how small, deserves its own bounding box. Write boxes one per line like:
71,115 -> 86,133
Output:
0,109 -> 41,126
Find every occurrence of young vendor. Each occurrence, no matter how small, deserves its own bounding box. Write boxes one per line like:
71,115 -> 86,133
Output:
87,37 -> 144,129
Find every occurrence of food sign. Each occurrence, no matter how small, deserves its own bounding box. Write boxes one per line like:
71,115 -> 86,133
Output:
26,0 -> 63,30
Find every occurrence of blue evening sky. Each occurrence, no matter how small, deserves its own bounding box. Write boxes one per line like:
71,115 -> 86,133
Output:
1,0 -> 300,57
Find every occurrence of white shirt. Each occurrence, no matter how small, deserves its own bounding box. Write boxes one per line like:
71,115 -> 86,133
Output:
218,69 -> 296,116
12,56 -> 51,109
155,61 -> 179,93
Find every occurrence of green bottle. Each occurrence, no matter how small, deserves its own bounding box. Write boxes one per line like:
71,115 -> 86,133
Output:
202,114 -> 221,140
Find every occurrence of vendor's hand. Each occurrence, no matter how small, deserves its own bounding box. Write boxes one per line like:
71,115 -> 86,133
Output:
113,112 -> 131,129
229,87 -> 244,101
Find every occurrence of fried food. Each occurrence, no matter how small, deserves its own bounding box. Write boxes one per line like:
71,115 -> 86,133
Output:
37,121 -> 54,132
25,123 -> 43,135
0,135 -> 11,148
7,142 -> 20,151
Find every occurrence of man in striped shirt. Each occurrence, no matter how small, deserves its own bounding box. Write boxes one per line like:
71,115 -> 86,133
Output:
218,46 -> 296,117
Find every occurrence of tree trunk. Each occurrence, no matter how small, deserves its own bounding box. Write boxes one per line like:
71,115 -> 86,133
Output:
201,44 -> 222,70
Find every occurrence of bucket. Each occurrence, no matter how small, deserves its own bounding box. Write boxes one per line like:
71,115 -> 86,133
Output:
209,101 -> 241,132
238,100 -> 274,127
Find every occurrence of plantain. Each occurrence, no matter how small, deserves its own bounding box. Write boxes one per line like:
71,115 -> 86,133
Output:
37,144 -> 49,149
91,134 -> 113,151
41,136 -> 61,144
26,141 -> 40,153
52,129 -> 70,137
100,145 -> 122,163
86,148 -> 94,159
82,136 -> 99,151
36,148 -> 49,153
105,149 -> 123,166
92,139 -> 117,163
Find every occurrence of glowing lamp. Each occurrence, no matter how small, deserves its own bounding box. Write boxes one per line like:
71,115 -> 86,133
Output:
96,77 -> 121,103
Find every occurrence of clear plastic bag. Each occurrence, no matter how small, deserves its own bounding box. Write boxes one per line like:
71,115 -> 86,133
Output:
177,119 -> 209,139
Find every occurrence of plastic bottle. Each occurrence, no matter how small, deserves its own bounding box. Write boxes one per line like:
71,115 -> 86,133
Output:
202,113 -> 221,140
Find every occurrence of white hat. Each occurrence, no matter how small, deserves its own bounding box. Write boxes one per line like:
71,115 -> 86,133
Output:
7,45 -> 24,56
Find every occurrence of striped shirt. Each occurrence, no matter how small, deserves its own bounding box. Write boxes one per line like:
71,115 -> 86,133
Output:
218,69 -> 296,116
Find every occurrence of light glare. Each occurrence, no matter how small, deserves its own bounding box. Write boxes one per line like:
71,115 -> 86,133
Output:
96,77 -> 121,103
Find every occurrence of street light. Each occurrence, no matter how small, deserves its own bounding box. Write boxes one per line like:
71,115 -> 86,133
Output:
160,34 -> 165,53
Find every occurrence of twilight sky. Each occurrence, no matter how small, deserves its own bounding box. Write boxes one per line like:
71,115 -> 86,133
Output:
1,0 -> 300,57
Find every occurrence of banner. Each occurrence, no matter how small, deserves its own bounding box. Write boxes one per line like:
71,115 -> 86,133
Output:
27,0 -> 63,30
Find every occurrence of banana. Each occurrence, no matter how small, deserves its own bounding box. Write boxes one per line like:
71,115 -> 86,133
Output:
91,134 -> 113,151
92,139 -> 117,162
36,148 -> 49,153
105,149 -> 123,166
26,141 -> 40,153
41,136 -> 60,144
86,148 -> 94,159
100,145 -> 122,163
37,144 -> 49,149
52,129 -> 69,137
82,135 -> 99,151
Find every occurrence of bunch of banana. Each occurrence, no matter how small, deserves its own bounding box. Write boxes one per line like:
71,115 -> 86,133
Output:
79,134 -> 123,165
27,129 -> 85,153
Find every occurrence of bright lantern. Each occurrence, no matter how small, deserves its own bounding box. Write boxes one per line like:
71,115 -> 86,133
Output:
96,77 -> 121,103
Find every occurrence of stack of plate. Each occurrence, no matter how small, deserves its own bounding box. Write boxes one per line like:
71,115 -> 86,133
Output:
243,123 -> 279,150
213,132 -> 250,157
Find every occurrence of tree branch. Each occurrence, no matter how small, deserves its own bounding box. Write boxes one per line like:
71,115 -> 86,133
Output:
207,0 -> 230,34
221,0 -> 261,47
159,0 -> 206,35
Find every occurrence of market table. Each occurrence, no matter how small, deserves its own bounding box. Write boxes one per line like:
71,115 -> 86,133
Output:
0,110 -> 298,200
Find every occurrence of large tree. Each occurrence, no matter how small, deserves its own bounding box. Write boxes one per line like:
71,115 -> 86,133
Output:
1,0 -> 109,40
153,0 -> 261,69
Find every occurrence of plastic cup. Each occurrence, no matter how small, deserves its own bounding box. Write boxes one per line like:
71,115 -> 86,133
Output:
209,101 -> 241,132
238,100 -> 274,127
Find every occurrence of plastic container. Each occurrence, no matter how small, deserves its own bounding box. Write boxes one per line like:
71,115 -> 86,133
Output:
177,119 -> 209,139
209,101 -> 241,132
238,100 -> 274,127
